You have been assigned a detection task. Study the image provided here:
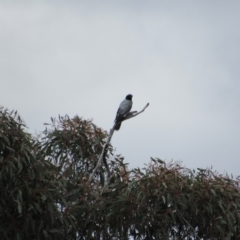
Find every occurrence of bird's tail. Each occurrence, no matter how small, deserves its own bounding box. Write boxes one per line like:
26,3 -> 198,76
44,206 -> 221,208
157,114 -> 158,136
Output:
114,121 -> 121,131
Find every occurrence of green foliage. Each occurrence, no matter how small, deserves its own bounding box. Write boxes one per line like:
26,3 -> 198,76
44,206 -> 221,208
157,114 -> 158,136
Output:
40,115 -> 128,239
1,107 -> 240,239
0,108 -> 63,239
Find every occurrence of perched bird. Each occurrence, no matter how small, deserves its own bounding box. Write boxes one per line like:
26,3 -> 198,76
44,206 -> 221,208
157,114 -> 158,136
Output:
114,94 -> 133,130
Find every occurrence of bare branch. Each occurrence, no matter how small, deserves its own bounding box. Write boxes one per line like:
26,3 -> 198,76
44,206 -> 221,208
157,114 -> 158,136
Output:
87,128 -> 114,184
122,103 -> 149,121
87,102 -> 149,185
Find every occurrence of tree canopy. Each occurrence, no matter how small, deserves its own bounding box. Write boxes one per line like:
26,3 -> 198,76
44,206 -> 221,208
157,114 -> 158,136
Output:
0,107 -> 240,239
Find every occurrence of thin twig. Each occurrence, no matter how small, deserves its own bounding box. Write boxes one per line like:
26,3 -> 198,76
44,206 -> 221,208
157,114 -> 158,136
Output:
102,173 -> 115,192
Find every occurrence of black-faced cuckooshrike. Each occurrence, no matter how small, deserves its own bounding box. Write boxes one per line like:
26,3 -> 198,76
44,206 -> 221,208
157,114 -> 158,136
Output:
114,94 -> 133,130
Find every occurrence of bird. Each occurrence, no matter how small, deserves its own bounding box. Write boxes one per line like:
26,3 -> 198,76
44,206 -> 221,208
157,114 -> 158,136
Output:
114,94 -> 133,130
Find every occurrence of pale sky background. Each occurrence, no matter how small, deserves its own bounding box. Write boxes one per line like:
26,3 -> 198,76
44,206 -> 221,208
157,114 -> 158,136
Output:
1,1 -> 240,176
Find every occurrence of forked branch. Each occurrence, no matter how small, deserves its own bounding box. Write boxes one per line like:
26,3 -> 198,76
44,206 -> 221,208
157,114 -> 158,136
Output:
121,103 -> 149,122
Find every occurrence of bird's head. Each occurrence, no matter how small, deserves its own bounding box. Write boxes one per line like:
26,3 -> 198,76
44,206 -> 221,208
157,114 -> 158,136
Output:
126,94 -> 133,101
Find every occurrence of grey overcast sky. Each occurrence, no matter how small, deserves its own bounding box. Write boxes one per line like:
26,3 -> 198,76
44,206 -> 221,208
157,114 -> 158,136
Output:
1,1 -> 240,176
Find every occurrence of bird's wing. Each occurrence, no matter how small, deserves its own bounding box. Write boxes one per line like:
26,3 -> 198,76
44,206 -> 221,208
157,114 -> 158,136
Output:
115,99 -> 132,122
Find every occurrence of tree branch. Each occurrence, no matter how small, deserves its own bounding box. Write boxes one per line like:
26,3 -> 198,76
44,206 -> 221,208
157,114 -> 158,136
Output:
177,210 -> 201,240
122,102 -> 149,122
87,102 -> 149,185
87,128 -> 114,184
